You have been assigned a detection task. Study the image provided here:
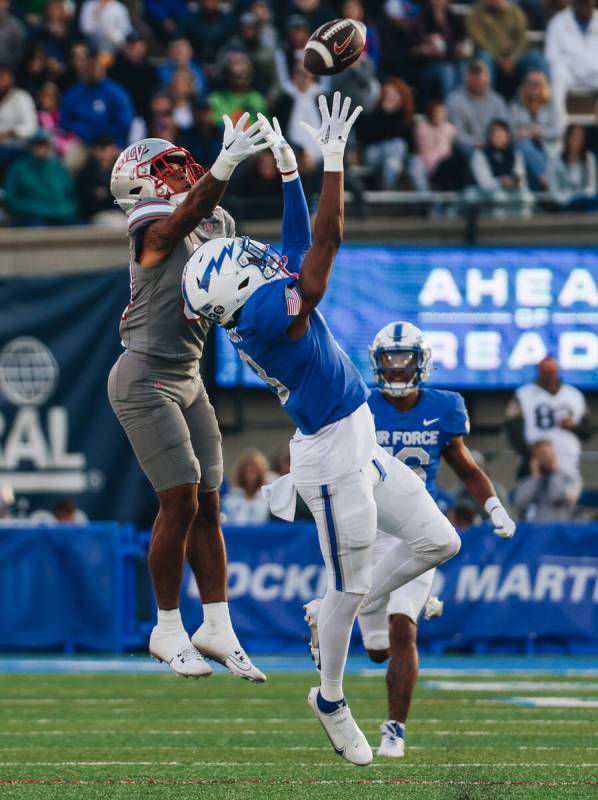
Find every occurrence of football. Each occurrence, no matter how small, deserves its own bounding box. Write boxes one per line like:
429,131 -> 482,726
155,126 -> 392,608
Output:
303,18 -> 367,76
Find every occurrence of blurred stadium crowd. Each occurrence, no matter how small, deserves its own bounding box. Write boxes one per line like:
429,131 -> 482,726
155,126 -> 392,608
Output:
1,0 -> 598,225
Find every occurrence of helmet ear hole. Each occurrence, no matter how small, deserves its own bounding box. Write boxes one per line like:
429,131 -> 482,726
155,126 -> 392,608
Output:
238,277 -> 250,290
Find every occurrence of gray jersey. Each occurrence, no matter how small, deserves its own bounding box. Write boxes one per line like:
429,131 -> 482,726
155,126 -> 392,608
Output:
119,197 -> 235,363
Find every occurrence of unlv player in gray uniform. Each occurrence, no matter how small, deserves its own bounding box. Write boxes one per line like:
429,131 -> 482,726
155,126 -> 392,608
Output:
108,115 -> 267,681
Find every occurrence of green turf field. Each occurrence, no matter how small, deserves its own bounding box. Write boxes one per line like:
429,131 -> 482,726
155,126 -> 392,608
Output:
0,668 -> 596,799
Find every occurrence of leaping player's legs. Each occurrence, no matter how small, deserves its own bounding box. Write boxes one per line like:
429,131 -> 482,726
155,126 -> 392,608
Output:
296,463 -> 380,765
183,385 -> 265,681
359,452 -> 460,615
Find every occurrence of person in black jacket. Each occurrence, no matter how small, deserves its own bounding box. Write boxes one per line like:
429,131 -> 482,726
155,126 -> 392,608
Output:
75,134 -> 121,223
109,31 -> 160,121
355,77 -> 415,189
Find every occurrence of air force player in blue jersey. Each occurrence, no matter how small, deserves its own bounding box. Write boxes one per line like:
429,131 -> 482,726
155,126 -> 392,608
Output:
182,93 -> 461,766
357,321 -> 516,758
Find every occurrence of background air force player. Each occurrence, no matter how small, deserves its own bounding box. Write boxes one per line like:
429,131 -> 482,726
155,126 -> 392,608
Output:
358,321 -> 516,757
182,93 -> 461,766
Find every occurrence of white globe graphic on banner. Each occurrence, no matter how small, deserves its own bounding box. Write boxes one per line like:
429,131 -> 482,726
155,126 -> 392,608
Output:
0,337 -> 59,406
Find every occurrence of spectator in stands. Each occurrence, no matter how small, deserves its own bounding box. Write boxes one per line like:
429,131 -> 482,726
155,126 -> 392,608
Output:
159,37 -> 207,97
235,149 -> 283,218
376,0 -> 422,79
144,0 -> 188,43
79,0 -> 133,57
250,0 -> 278,50
0,483 -> 14,519
168,68 -> 197,131
287,0 -> 335,31
15,43 -> 59,99
76,134 -> 122,225
109,31 -> 159,121
60,41 -> 92,92
447,502 -> 478,529
512,440 -> 582,520
447,59 -> 508,154
180,98 -> 223,168
410,99 -> 468,190
36,81 -> 81,167
272,63 -> 321,164
547,123 -> 598,210
504,355 -> 591,481
60,52 -> 134,147
409,0 -> 469,109
274,14 -> 311,87
52,497 -> 87,523
4,128 -> 78,226
182,0 -> 236,73
355,77 -> 414,190
218,11 -> 279,101
0,64 -> 37,170
209,52 -> 267,123
221,449 -> 271,525
130,91 -> 178,141
331,52 -> 380,114
509,69 -> 560,189
0,0 -> 26,69
470,118 -> 533,215
467,0 -> 545,100
341,0 -> 381,70
28,0 -> 76,79
545,0 -> 598,126
147,106 -> 179,142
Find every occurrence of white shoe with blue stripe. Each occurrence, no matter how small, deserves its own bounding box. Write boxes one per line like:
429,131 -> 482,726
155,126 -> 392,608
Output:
308,687 -> 373,766
377,720 -> 405,757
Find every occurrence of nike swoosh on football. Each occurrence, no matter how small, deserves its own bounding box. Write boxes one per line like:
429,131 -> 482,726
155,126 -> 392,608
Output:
333,30 -> 355,55
423,418 -> 440,426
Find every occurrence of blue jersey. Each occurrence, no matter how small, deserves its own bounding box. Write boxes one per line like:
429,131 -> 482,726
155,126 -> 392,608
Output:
227,178 -> 369,435
368,387 -> 470,498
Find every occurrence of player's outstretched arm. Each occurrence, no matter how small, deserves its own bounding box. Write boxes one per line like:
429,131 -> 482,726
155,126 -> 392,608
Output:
286,92 -> 362,341
139,113 -> 268,268
443,437 -> 516,539
257,113 -> 311,271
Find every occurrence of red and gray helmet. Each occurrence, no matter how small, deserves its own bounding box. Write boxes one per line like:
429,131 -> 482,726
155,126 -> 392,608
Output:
110,138 -> 204,214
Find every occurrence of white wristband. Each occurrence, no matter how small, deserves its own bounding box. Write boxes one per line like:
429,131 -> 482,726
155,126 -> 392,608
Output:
323,154 -> 344,172
484,496 -> 501,514
210,155 -> 235,182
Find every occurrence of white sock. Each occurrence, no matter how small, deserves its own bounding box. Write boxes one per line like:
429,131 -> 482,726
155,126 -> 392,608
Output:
360,540 -> 435,614
156,608 -> 185,634
318,589 -> 363,702
201,602 -> 239,644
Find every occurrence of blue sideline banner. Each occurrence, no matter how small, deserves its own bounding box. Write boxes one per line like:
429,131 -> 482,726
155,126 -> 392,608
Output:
181,521 -> 598,653
0,269 -> 156,525
0,523 -> 137,651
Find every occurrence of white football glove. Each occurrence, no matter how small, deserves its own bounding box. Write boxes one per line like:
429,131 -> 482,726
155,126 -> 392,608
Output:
485,497 -> 516,539
211,112 -> 270,181
299,91 -> 362,172
256,113 -> 298,181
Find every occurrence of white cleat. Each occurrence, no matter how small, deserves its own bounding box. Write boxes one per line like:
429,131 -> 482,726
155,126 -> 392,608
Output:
149,628 -> 212,678
303,598 -> 321,670
191,626 -> 266,683
307,687 -> 373,766
424,595 -> 444,620
377,720 -> 406,758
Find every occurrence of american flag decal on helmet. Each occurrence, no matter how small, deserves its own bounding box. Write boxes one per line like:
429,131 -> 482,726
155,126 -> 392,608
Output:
285,285 -> 302,316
